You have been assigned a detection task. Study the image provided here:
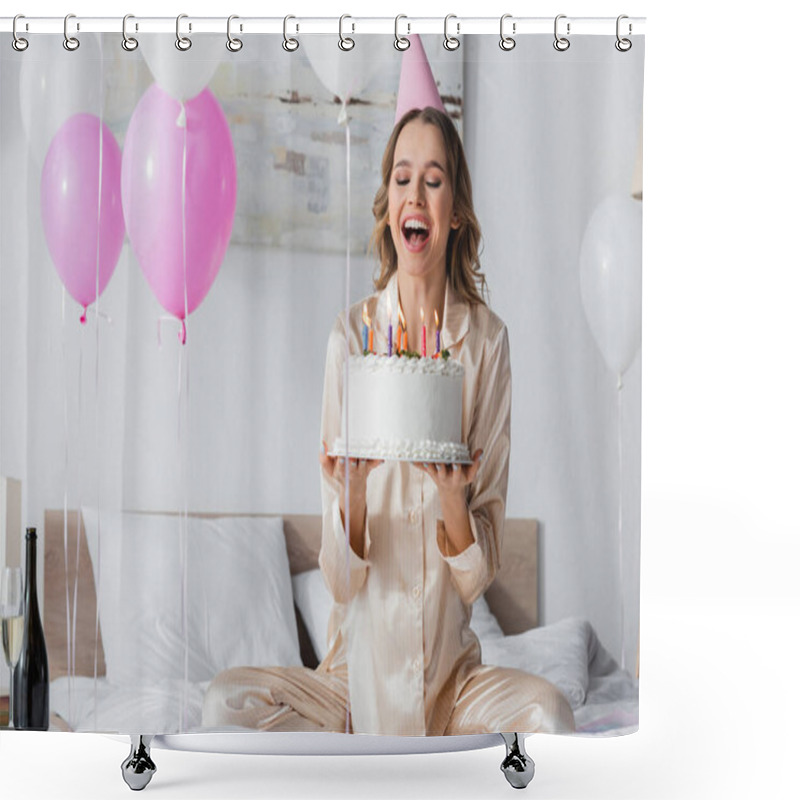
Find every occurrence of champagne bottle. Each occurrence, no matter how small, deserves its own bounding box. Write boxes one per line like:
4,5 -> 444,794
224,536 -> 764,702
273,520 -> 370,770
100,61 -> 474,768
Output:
12,528 -> 49,730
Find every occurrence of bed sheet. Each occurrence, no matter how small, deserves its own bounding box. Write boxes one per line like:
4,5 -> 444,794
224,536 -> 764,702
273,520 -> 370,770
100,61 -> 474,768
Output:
50,676 -> 208,733
50,622 -> 638,736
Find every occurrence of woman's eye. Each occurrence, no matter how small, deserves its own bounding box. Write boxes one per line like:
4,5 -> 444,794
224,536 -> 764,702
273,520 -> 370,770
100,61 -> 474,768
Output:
393,177 -> 441,188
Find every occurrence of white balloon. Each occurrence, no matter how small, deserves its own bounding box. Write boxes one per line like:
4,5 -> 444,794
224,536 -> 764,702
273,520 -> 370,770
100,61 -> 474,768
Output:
579,195 -> 643,376
140,34 -> 221,103
19,33 -> 104,165
303,34 -> 386,104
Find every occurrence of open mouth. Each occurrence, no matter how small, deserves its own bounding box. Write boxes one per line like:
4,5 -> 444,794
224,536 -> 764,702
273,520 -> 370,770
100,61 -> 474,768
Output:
402,217 -> 430,249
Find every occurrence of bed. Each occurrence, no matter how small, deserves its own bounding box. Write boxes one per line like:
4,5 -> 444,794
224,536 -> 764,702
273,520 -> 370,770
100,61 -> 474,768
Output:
42,509 -> 637,787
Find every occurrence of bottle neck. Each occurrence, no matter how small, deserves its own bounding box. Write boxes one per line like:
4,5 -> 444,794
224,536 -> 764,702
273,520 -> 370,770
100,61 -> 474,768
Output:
25,535 -> 38,611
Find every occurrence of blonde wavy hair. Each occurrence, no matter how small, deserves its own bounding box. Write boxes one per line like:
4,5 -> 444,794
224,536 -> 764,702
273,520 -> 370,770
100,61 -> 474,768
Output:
369,107 -> 487,306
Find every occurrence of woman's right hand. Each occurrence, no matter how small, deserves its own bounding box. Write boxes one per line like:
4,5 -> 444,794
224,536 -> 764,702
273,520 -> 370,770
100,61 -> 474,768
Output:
320,442 -> 383,558
319,441 -> 384,504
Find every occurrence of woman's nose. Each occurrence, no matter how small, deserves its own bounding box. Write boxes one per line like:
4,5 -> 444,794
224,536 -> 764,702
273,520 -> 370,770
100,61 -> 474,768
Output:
408,181 -> 425,206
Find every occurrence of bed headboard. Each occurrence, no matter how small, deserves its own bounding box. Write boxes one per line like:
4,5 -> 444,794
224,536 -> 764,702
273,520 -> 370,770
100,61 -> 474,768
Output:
44,511 -> 538,679
43,509 -> 107,681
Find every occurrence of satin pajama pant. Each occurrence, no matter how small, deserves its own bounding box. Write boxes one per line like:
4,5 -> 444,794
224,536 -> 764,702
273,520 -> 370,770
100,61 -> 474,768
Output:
202,662 -> 575,735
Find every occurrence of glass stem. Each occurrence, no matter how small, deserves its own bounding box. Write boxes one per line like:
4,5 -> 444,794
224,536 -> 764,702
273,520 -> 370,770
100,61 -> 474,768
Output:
7,667 -> 13,729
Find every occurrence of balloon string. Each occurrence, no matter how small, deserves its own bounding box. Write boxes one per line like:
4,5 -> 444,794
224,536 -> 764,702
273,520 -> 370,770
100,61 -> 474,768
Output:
61,287 -> 74,727
157,316 -> 185,349
179,99 -> 190,733
92,111 -> 104,732
71,324 -> 84,726
617,372 -> 627,673
178,341 -> 190,733
81,305 -> 113,326
342,102 -> 352,736
181,101 -> 189,347
88,308 -> 113,732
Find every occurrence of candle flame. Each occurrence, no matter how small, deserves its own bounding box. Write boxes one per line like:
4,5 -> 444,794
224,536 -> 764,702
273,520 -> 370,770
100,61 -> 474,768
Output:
362,303 -> 371,327
434,309 -> 440,329
387,295 -> 393,319
398,306 -> 406,330
420,307 -> 425,324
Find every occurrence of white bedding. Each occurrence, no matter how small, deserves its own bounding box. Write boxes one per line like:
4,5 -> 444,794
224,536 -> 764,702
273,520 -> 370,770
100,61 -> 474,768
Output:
51,676 -> 209,734
50,619 -> 637,736
52,523 -> 637,738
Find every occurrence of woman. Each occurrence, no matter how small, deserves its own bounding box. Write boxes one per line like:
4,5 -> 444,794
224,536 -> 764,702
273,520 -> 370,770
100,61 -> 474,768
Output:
203,108 -> 574,736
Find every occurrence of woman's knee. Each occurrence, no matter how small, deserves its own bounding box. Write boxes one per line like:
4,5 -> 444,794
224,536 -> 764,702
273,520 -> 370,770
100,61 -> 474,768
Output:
534,679 -> 575,734
201,667 -> 251,727
487,668 -> 576,734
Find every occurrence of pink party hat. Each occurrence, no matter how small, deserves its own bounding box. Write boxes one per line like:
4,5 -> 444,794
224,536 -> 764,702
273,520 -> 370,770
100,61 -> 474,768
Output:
395,35 -> 446,124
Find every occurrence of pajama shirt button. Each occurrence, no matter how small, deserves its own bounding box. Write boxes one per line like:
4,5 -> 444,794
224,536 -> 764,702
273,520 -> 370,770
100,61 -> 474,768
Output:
412,585 -> 421,599
413,659 -> 421,672
408,509 -> 418,523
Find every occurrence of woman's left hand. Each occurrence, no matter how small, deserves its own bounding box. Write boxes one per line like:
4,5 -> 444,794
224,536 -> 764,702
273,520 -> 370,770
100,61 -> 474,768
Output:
412,449 -> 483,498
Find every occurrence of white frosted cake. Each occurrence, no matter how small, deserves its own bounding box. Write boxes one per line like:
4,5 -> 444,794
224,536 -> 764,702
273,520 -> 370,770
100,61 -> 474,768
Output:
331,353 -> 471,463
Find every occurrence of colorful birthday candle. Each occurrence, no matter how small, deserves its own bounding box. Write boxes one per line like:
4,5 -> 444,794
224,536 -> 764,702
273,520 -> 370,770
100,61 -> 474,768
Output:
387,296 -> 393,357
398,306 -> 407,352
364,306 -> 373,353
434,309 -> 441,355
420,307 -> 427,357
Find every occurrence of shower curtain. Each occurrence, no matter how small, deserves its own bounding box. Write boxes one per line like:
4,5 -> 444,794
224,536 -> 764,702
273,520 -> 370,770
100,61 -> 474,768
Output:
0,19 -> 643,740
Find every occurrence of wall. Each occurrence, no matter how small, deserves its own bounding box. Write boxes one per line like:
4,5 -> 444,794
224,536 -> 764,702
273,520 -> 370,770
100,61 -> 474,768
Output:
464,37 -> 643,671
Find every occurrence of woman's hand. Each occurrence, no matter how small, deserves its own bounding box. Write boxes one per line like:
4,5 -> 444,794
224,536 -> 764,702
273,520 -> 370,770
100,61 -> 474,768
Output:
412,449 -> 484,557
319,441 -> 384,498
412,449 -> 483,499
320,441 -> 383,559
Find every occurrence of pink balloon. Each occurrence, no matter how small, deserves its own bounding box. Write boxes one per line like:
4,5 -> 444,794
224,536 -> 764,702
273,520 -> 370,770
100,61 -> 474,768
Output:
121,84 -> 236,333
40,113 -> 125,320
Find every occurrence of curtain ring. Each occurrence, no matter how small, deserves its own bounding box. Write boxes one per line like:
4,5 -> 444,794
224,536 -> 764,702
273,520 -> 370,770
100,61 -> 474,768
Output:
63,13 -> 80,51
499,14 -> 516,51
394,15 -> 410,51
176,13 -> 192,51
443,14 -> 460,51
227,14 -> 243,52
339,14 -> 355,51
553,14 -> 570,51
12,14 -> 29,52
122,14 -> 139,51
282,15 -> 299,52
615,14 -> 632,52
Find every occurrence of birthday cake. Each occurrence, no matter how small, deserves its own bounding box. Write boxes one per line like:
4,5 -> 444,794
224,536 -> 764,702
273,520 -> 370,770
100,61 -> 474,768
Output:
330,353 -> 471,463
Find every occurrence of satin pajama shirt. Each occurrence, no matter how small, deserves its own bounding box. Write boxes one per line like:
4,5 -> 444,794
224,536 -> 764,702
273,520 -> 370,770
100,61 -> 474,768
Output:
203,273 -> 575,736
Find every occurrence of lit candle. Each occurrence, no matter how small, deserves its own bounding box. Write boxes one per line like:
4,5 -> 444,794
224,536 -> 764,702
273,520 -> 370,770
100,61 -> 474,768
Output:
434,309 -> 441,355
398,306 -> 407,352
387,296 -> 393,357
362,303 -> 369,353
420,307 -> 427,357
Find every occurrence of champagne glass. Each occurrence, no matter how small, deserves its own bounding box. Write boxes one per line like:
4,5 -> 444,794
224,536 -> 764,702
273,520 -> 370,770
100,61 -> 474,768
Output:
1,567 -> 23,729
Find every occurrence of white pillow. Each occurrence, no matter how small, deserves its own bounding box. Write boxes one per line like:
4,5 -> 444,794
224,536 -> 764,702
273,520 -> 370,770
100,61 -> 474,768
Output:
470,595 -> 505,642
82,509 -> 302,686
479,617 -> 592,709
291,568 -> 333,662
291,568 -> 506,663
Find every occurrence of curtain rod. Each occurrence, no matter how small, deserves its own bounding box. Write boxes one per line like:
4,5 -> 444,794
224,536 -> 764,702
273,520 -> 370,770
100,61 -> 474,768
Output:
0,16 -> 646,37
